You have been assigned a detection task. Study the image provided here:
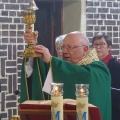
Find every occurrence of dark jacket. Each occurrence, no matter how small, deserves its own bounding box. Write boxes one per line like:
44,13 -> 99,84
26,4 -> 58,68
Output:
108,58 -> 120,120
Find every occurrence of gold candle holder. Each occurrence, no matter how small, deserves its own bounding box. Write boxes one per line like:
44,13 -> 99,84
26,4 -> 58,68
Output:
75,84 -> 89,120
20,0 -> 40,58
11,115 -> 20,120
50,83 -> 64,120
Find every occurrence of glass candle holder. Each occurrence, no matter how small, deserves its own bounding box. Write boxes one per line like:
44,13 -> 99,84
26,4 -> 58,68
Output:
75,84 -> 89,120
50,83 -> 64,120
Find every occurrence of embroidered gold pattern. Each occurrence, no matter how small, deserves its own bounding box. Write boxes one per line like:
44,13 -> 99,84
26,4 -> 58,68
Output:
77,48 -> 99,66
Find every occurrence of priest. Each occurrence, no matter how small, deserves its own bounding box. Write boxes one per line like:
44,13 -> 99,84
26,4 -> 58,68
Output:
20,29 -> 111,120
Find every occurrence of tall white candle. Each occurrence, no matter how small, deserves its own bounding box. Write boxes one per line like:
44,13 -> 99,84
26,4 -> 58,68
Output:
50,83 -> 64,120
51,96 -> 63,120
76,97 -> 88,120
75,84 -> 89,120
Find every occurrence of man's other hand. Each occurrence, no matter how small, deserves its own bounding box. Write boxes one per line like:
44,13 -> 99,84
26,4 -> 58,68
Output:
34,45 -> 51,63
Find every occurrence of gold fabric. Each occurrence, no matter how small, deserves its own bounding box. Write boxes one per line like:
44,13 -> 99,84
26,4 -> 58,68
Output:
76,48 -> 99,66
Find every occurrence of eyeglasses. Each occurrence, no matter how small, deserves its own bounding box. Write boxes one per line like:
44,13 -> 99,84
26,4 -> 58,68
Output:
61,45 -> 85,51
93,43 -> 106,48
56,46 -> 62,50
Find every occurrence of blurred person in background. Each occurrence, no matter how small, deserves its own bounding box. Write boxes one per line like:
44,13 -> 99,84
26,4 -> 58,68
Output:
55,34 -> 66,59
92,32 -> 120,120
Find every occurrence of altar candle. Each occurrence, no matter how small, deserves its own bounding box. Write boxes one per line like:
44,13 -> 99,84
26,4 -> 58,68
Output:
50,83 -> 64,120
54,86 -> 59,96
75,84 -> 89,120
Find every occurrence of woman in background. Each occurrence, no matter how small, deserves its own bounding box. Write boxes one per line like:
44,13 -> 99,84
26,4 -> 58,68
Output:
92,32 -> 120,120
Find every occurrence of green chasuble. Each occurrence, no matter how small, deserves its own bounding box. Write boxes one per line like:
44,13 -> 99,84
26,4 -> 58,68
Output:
20,58 -> 49,102
20,57 -> 111,120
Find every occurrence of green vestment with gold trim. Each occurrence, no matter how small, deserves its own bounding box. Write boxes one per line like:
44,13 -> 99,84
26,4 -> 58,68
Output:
20,56 -> 111,120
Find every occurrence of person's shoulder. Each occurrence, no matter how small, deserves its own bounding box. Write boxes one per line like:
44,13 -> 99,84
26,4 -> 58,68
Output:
109,57 -> 120,64
88,61 -> 110,73
90,60 -> 107,67
108,58 -> 120,68
88,61 -> 111,79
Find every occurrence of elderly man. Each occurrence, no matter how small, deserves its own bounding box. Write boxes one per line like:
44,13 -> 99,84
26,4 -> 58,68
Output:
21,29 -> 111,120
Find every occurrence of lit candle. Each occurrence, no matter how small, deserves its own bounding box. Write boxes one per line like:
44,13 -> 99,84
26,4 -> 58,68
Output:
54,86 -> 59,96
50,83 -> 64,120
75,84 -> 89,120
80,88 -> 84,97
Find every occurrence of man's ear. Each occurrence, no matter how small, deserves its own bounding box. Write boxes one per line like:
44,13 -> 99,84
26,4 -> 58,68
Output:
84,46 -> 89,51
83,46 -> 89,55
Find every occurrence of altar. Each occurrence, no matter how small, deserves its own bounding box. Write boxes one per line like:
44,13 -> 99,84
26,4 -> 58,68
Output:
18,100 -> 102,120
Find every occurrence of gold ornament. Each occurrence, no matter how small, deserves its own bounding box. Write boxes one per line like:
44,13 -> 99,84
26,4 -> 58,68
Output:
77,48 -> 99,66
11,115 -> 20,120
20,0 -> 40,58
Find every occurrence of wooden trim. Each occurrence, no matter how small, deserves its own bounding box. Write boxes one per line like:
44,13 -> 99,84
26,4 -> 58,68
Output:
53,1 -> 63,56
49,2 -> 54,56
19,109 -> 76,115
55,1 -> 63,35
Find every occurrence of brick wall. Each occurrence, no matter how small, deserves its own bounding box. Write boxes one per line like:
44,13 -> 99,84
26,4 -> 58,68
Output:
86,0 -> 120,59
0,0 -> 120,119
0,0 -> 30,120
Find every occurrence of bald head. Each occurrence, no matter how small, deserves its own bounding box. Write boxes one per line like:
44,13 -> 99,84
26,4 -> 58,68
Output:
64,31 -> 89,48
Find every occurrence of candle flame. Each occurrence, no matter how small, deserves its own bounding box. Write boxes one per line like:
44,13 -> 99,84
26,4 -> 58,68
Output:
55,86 -> 58,91
80,88 -> 84,97
80,88 -> 84,92
53,86 -> 59,96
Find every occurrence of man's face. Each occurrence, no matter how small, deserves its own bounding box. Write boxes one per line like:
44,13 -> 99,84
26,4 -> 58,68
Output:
62,34 -> 88,64
93,37 -> 111,60
56,41 -> 63,59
